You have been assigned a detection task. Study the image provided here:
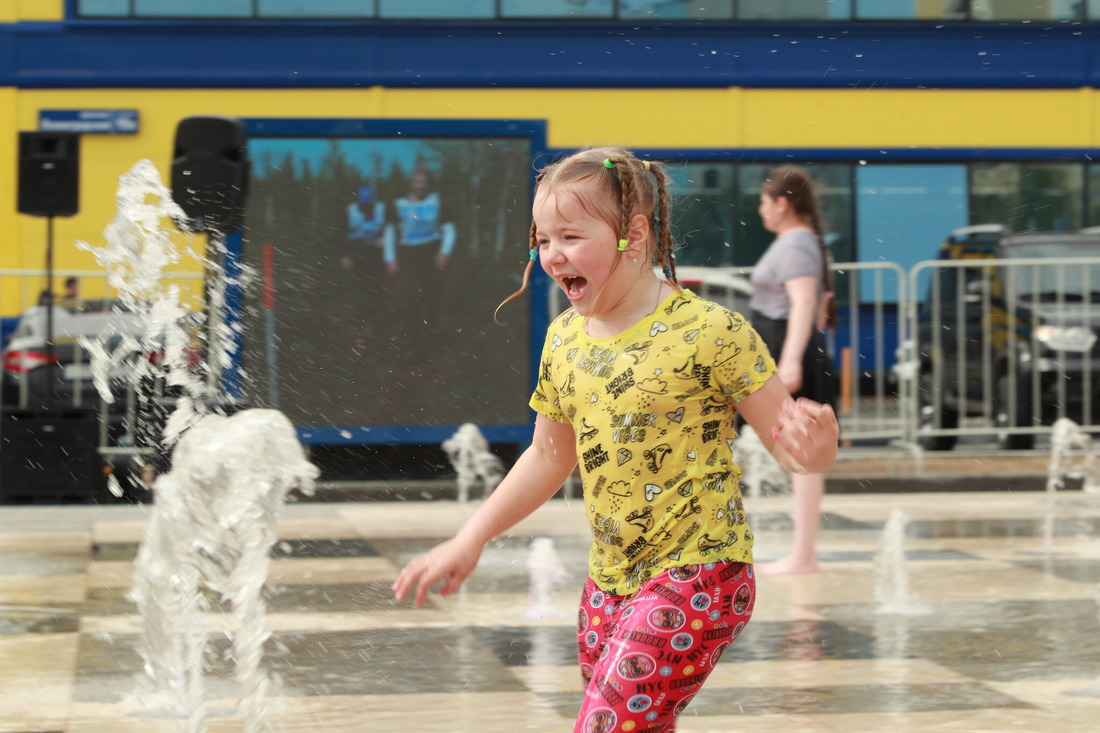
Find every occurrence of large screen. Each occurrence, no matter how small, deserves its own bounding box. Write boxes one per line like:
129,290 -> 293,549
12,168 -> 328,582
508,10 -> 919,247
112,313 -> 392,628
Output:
240,120 -> 543,440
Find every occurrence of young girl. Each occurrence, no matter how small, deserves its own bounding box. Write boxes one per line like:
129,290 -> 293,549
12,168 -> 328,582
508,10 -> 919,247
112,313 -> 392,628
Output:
752,166 -> 837,576
393,147 -> 838,732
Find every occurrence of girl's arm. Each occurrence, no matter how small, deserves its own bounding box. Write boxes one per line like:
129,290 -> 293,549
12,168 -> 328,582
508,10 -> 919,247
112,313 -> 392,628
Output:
737,375 -> 838,475
778,274 -> 818,393
393,413 -> 578,608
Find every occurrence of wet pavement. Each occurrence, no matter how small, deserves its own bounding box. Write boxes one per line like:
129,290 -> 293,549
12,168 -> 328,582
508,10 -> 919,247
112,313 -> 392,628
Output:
1,478 -> 1098,732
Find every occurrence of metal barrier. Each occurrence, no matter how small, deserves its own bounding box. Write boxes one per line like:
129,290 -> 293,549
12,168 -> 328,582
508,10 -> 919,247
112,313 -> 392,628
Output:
906,256 -> 1100,451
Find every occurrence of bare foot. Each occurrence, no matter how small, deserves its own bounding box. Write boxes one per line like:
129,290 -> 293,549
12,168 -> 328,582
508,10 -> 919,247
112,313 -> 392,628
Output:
756,556 -> 818,576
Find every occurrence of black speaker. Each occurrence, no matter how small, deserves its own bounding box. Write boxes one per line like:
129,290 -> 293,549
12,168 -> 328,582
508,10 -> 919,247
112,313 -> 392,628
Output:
171,116 -> 250,233
18,132 -> 80,218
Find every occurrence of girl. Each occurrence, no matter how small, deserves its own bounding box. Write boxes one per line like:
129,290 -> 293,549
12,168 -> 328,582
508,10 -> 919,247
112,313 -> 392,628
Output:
394,147 -> 838,731
752,166 -> 838,577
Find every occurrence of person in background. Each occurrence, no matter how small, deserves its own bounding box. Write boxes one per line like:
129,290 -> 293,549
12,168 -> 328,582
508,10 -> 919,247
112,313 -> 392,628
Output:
750,165 -> 838,576
344,184 -> 386,270
383,167 -> 456,334
394,147 -> 839,731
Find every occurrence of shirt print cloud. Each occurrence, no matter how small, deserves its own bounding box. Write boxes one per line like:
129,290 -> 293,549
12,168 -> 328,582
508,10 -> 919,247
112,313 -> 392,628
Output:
637,377 -> 669,394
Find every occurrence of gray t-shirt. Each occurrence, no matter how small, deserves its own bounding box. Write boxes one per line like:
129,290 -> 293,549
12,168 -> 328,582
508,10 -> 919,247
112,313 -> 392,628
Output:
749,229 -> 823,319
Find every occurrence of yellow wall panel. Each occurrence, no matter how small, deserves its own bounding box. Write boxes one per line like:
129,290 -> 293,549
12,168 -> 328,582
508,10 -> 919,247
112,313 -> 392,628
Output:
12,0 -> 63,21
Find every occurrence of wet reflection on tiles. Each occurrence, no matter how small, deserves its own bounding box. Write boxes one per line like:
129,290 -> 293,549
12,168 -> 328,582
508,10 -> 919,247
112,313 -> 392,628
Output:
3,491 -> 1100,732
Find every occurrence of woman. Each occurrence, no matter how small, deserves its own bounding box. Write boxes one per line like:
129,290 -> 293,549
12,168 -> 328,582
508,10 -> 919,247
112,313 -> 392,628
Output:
751,165 -> 838,576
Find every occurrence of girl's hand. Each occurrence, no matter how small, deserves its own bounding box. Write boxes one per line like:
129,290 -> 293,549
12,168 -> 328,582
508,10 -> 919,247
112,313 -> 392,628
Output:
770,397 -> 839,474
392,536 -> 483,608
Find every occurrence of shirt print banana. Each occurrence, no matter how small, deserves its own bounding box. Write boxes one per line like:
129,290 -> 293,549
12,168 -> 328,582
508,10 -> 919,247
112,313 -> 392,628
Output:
530,289 -> 777,595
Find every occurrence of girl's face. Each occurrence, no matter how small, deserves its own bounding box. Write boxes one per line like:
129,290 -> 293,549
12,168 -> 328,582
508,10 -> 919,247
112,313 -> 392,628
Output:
533,187 -> 623,317
758,191 -> 786,233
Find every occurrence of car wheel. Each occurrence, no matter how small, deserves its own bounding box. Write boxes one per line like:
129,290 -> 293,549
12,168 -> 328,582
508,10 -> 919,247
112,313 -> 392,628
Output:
918,408 -> 958,451
997,373 -> 1035,450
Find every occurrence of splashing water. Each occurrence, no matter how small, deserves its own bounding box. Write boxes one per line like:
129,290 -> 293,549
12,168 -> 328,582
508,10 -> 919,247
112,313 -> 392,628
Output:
442,422 -> 504,506
1048,418 -> 1100,495
874,507 -> 930,616
129,409 -> 317,731
79,160 -> 319,730
527,536 -> 567,619
734,423 -> 789,502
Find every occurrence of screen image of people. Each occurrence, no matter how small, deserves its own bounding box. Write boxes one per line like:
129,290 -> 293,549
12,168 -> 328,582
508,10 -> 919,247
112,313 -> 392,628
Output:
243,136 -> 533,429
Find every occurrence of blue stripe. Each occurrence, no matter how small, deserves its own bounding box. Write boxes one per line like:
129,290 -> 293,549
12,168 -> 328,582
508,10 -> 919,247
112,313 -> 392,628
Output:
3,21 -> 1099,89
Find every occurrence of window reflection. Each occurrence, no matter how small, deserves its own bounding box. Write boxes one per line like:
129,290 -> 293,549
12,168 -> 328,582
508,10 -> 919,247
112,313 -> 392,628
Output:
259,0 -> 375,19
739,0 -> 852,20
856,0 -> 967,19
502,0 -> 614,18
379,0 -> 494,19
619,0 -> 733,19
970,163 -> 1083,233
135,0 -> 251,17
972,0 -> 1082,20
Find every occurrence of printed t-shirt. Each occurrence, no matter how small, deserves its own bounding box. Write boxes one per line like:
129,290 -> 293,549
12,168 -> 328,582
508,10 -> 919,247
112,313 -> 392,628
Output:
529,289 -> 777,595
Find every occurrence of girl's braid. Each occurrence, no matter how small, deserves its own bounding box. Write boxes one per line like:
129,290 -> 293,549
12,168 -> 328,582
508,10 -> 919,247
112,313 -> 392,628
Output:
648,161 -> 680,290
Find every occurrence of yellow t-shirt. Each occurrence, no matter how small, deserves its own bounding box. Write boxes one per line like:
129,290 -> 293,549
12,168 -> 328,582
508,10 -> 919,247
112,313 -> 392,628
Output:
529,289 -> 776,595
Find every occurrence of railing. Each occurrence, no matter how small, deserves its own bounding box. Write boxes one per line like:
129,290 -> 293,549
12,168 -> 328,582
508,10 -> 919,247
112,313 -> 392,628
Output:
906,256 -> 1100,452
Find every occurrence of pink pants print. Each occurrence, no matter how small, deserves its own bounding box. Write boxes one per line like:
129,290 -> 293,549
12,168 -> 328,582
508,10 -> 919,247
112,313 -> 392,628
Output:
575,562 -> 755,732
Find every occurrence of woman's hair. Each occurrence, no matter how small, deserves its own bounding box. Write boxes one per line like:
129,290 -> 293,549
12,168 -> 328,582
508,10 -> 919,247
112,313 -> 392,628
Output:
762,165 -> 835,299
495,146 -> 678,322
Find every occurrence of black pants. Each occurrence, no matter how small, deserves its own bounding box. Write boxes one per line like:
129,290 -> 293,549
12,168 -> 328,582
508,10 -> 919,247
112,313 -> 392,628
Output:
750,310 -> 837,408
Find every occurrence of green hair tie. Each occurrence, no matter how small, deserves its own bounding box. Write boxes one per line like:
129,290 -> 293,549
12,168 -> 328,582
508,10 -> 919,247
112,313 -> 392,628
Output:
529,248 -> 538,261
603,158 -> 615,169
617,239 -> 629,251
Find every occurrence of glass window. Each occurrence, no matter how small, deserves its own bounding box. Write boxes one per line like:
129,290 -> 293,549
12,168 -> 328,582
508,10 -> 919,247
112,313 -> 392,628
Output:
972,0 -> 1082,20
970,163 -> 1084,233
734,162 -> 853,265
502,0 -> 613,17
856,164 -> 968,301
856,0 -> 966,19
135,0 -> 252,17
78,0 -> 131,16
1088,165 -> 1100,228
380,0 -> 494,18
259,0 -> 376,18
666,163 -> 738,267
619,0 -> 733,20
739,0 -> 852,20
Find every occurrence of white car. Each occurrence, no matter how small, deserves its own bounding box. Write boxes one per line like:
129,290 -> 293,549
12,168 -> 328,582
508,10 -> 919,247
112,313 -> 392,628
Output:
1,302 -> 147,409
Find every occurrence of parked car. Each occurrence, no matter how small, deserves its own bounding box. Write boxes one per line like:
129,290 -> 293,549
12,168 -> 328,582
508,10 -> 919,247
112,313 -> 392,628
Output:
917,226 -> 1100,450
1,302 -> 146,410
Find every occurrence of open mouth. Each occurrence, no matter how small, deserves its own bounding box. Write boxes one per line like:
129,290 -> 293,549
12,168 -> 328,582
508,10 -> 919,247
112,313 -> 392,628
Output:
562,276 -> 588,300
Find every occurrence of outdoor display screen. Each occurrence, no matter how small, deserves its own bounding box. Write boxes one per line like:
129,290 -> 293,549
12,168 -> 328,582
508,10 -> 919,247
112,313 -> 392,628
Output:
240,122 -> 540,435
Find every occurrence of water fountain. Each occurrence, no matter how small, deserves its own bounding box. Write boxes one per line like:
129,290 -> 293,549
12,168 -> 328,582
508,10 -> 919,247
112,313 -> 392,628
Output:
1048,417 -> 1100,495
734,423 -> 790,502
526,535 -> 567,619
874,507 -> 930,616
79,160 -> 319,731
442,422 -> 504,505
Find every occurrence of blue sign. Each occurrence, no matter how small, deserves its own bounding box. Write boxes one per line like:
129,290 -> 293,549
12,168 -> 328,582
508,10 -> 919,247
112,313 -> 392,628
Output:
38,109 -> 139,135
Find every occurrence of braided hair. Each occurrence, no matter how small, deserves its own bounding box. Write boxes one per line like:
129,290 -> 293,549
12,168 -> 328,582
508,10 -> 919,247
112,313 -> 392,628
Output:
495,146 -> 679,322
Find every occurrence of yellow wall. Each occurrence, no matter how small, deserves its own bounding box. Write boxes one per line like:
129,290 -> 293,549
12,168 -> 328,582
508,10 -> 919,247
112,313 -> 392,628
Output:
5,85 -> 1099,314
2,0 -> 64,21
